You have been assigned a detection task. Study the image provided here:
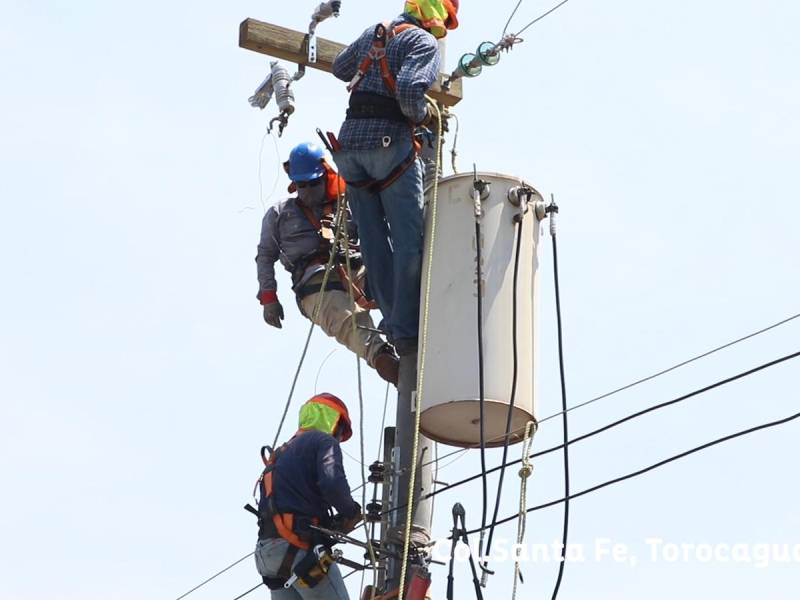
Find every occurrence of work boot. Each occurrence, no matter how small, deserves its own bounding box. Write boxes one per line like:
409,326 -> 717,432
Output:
373,345 -> 399,386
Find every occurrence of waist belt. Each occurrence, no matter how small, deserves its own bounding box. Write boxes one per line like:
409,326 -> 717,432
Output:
295,279 -> 345,300
346,147 -> 418,193
346,91 -> 407,123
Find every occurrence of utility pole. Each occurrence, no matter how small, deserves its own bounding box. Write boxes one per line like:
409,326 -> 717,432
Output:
239,13 -> 462,597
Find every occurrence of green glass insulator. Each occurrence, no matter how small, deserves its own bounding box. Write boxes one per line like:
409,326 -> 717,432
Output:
477,42 -> 500,66
459,53 -> 482,78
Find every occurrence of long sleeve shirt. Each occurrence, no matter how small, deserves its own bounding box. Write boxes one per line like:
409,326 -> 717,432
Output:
332,14 -> 441,150
255,197 -> 357,303
264,430 -> 360,522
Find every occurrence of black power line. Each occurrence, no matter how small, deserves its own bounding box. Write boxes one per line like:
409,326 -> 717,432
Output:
469,408 -> 800,535
174,552 -> 254,600
547,200 -> 570,600
383,349 -> 800,517
484,206 -> 525,563
515,0 -> 573,36
414,311 -> 800,474
231,583 -> 263,600
473,180 -> 490,567
538,312 -> 800,425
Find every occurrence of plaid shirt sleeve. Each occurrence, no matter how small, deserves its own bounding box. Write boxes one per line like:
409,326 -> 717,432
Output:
395,29 -> 440,123
332,27 -> 368,83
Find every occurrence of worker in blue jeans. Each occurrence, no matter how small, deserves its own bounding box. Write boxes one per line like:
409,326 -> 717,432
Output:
332,142 -> 424,355
331,0 -> 459,356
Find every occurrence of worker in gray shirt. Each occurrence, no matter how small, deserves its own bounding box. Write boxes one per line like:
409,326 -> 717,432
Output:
256,142 -> 399,385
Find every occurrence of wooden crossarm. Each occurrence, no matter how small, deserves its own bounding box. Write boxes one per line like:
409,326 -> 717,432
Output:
239,18 -> 463,106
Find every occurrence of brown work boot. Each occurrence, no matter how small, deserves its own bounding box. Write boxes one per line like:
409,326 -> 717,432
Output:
373,345 -> 399,385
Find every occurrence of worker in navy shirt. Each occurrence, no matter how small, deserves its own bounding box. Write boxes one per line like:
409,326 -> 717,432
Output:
254,394 -> 362,599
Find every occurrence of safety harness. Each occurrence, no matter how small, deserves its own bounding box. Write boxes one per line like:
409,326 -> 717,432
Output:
342,21 -> 422,193
246,442 -> 337,590
289,165 -> 377,310
295,200 -> 376,310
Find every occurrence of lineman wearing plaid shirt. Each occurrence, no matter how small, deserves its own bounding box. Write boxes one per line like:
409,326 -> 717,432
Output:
332,0 -> 459,357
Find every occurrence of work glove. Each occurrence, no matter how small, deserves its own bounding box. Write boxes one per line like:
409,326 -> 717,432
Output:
420,99 -> 449,133
263,301 -> 284,328
332,503 -> 363,534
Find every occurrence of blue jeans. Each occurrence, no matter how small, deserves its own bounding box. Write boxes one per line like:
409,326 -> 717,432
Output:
333,139 -> 424,347
254,538 -> 349,600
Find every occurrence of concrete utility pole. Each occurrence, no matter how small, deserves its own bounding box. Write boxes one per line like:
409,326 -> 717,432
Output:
239,16 -> 460,596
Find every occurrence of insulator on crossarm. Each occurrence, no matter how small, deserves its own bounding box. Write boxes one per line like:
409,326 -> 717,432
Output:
248,74 -> 274,109
477,42 -> 501,66
270,62 -> 295,115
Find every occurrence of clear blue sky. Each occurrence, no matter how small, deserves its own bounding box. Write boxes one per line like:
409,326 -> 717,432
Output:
1,1 -> 798,599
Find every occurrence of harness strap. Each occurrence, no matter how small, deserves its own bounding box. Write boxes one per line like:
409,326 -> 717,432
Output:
295,200 -> 375,309
347,22 -> 416,95
346,147 -> 418,194
261,544 -> 300,590
295,279 -> 346,300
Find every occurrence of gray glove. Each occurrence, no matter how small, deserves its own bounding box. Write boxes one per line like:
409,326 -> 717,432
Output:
420,100 -> 449,133
263,302 -> 284,328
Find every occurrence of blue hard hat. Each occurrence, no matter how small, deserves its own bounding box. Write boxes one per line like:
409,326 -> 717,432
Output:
288,142 -> 326,182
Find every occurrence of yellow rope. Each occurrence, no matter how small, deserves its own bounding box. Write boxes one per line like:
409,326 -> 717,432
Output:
398,96 -> 443,597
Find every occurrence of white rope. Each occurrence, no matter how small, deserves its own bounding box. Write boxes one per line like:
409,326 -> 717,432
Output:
512,420 -> 537,599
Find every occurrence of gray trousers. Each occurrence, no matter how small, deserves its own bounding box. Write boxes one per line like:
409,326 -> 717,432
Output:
255,538 -> 350,600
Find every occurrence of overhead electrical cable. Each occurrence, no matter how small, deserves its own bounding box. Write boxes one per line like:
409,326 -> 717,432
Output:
381,349 -> 800,517
183,351 -> 799,597
412,311 -> 800,473
473,173 -> 490,573
469,408 -> 800,534
484,200 -> 525,567
537,311 -> 800,425
232,583 -> 263,600
502,0 -> 525,37
223,399 -> 799,600
174,552 -> 254,600
514,0 -> 573,36
546,198 -> 570,600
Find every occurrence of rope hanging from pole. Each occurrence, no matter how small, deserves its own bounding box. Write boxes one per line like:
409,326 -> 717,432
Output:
397,95 -> 443,598
512,420 -> 537,600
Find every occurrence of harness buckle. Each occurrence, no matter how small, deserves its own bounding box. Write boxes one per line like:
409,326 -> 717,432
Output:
367,47 -> 386,60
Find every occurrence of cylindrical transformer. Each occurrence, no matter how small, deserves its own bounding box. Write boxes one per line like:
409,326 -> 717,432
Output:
418,172 -> 542,448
